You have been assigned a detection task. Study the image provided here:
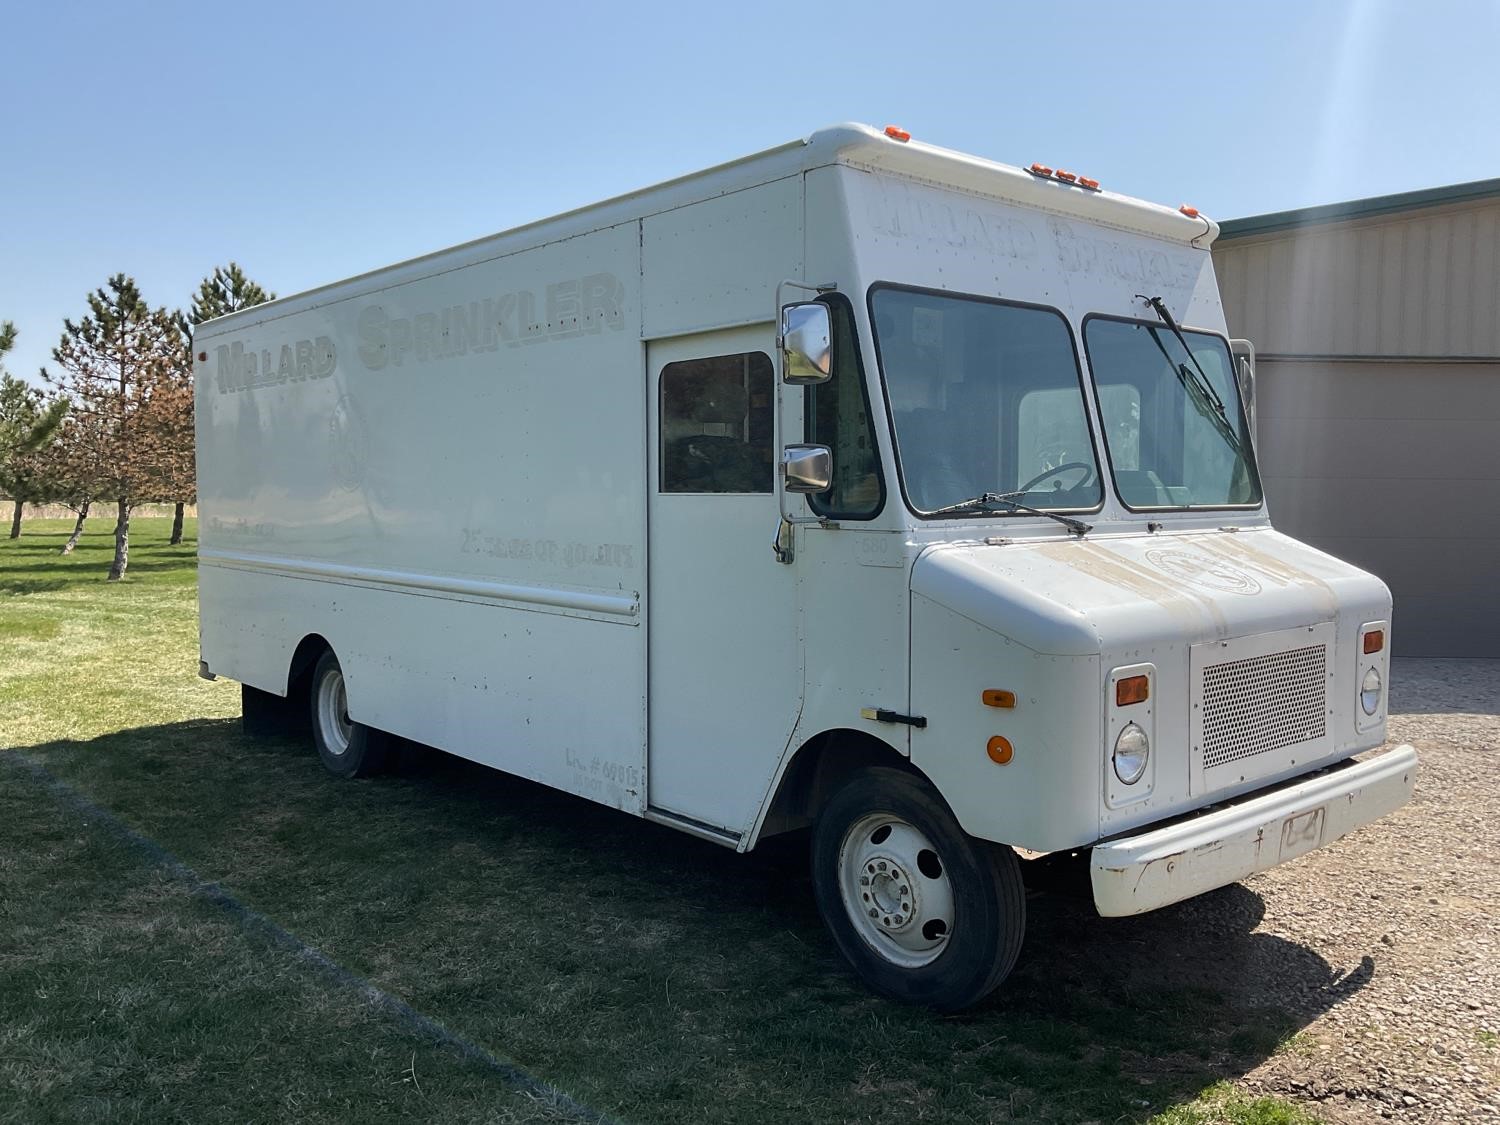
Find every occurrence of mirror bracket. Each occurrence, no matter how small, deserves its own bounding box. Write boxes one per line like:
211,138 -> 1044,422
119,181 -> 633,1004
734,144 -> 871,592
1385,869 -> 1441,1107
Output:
1229,337 -> 1257,446
772,516 -> 795,564
772,279 -> 838,534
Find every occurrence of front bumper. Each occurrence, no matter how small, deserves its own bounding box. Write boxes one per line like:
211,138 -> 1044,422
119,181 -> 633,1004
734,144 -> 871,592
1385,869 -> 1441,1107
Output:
1090,744 -> 1419,917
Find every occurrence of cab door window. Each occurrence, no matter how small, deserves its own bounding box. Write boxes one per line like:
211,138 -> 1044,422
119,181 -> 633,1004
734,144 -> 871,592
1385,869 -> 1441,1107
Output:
805,297 -> 883,518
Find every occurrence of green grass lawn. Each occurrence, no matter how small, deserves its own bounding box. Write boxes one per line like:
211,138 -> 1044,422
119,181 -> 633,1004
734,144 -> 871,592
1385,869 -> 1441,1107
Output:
1,519 -> 1324,1124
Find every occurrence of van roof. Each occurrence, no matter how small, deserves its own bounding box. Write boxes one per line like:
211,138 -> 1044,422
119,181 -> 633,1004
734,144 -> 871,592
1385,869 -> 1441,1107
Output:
203,123 -> 1216,334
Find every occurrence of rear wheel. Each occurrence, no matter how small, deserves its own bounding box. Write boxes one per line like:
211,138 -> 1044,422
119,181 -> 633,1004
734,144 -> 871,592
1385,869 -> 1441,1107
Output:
309,651 -> 391,778
811,767 -> 1025,1011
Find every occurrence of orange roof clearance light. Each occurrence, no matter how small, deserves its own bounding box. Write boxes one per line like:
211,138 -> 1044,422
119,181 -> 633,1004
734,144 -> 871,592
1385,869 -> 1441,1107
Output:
1115,675 -> 1150,707
1364,629 -> 1386,655
987,736 -> 1014,765
1179,204 -> 1201,218
884,125 -> 911,142
982,689 -> 1017,709
1029,162 -> 1054,176
1079,176 -> 1100,190
1055,169 -> 1078,182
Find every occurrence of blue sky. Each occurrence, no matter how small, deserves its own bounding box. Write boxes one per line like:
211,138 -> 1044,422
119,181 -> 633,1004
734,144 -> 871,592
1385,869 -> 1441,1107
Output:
3,0 -> 1497,382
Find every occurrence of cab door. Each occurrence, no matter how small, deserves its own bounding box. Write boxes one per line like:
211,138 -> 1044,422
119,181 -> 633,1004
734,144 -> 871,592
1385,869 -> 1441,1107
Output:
646,325 -> 802,835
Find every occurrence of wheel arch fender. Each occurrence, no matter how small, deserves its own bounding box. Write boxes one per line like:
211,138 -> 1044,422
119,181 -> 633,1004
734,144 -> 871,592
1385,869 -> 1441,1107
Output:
748,727 -> 926,848
285,633 -> 333,703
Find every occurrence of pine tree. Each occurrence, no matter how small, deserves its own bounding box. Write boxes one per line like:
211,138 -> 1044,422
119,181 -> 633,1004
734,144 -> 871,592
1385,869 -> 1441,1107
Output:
43,276 -> 187,580
48,396 -> 112,554
0,323 -> 69,537
2,411 -> 58,539
174,264 -> 276,544
155,314 -> 197,546
190,262 -> 275,326
3,387 -> 81,541
1,322 -> 68,456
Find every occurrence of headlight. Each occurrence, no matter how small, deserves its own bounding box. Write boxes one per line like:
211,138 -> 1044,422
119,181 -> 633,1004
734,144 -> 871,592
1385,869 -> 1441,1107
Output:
1361,667 -> 1383,715
1112,722 -> 1150,785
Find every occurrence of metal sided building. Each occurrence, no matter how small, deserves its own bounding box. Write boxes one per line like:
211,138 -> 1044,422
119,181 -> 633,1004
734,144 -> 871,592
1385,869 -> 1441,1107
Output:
1213,180 -> 1500,658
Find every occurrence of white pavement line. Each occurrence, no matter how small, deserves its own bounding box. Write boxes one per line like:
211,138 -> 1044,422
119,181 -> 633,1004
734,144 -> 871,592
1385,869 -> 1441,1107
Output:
5,751 -> 624,1125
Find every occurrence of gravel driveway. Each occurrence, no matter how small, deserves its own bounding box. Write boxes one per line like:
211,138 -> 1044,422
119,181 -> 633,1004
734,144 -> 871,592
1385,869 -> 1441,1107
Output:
1231,658 -> 1500,1122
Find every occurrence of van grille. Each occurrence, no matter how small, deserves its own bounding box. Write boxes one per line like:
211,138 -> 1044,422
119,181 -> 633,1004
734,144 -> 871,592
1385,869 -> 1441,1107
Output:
1200,644 -> 1327,769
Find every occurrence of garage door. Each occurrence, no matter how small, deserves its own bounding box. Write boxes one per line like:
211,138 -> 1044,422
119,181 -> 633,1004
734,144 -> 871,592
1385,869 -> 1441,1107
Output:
1256,360 -> 1500,657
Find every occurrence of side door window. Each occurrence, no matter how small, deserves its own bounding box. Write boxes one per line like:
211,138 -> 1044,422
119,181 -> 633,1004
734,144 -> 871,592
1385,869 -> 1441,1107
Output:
660,353 -> 774,493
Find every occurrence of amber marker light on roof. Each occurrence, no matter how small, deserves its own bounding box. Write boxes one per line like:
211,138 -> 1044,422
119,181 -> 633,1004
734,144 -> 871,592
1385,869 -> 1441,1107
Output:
1079,176 -> 1100,190
884,125 -> 911,142
1029,162 -> 1053,176
1055,169 -> 1077,182
1364,629 -> 1386,654
986,736 -> 1014,765
982,689 -> 1016,709
1115,675 -> 1150,706
1180,204 -> 1200,218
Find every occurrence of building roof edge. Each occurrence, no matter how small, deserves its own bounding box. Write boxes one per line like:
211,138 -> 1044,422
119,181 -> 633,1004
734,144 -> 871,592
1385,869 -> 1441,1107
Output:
1218,177 -> 1500,239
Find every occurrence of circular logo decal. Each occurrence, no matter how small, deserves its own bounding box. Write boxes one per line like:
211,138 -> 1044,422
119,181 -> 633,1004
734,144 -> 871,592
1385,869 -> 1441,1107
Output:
1144,547 -> 1262,596
329,394 -> 368,491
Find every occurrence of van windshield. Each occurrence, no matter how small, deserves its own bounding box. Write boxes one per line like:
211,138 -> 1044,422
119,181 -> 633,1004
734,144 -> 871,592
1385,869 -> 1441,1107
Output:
1083,317 -> 1262,510
871,287 -> 1103,516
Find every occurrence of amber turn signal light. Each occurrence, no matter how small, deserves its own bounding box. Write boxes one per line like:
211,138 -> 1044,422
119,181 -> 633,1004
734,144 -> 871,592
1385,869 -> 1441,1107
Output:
982,689 -> 1016,709
1115,675 -> 1150,706
987,736 -> 1014,765
1364,630 -> 1385,654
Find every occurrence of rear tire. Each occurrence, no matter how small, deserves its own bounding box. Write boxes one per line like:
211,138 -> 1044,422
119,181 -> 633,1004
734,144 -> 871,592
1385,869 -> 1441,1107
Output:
309,651 -> 391,778
811,767 -> 1025,1011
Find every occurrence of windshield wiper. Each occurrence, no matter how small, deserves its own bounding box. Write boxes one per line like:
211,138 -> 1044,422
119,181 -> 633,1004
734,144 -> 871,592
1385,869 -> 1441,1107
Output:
927,490 -> 1092,536
1135,294 -> 1249,461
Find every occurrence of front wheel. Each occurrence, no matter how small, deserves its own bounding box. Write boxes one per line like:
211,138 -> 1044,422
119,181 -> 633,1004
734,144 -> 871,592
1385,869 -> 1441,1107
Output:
309,651 -> 392,778
811,767 -> 1025,1010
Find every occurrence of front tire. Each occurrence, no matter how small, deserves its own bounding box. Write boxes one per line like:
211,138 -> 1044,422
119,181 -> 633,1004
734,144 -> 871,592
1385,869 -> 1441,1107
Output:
811,767 -> 1025,1011
309,651 -> 391,778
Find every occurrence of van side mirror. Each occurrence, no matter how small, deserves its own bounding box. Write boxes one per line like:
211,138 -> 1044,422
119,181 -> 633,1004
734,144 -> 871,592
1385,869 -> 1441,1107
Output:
780,303 -> 831,384
1229,338 -> 1256,441
782,444 -> 832,492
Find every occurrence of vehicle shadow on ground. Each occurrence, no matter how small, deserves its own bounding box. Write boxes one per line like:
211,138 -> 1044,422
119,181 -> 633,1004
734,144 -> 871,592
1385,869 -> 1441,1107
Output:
17,719 -> 1381,1123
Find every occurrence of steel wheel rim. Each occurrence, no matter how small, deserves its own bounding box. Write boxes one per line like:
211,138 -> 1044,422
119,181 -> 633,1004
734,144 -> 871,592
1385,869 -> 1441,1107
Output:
318,667 -> 353,756
837,812 -> 955,969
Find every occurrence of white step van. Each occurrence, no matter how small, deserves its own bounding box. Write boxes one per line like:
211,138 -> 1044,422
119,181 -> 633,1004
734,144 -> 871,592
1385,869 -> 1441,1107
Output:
195,124 -> 1418,1010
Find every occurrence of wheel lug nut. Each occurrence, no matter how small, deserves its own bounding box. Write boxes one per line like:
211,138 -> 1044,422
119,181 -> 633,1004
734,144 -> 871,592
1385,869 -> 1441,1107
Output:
868,908 -> 878,918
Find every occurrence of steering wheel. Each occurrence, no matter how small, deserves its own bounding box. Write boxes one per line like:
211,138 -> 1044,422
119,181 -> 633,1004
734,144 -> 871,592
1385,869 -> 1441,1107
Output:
1017,461 -> 1096,495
